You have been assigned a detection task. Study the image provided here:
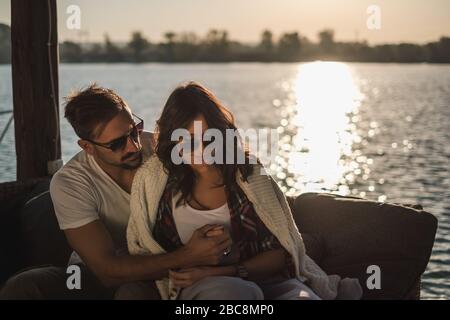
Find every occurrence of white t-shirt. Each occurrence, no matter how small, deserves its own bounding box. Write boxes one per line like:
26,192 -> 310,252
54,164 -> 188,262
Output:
171,193 -> 231,244
49,131 -> 154,263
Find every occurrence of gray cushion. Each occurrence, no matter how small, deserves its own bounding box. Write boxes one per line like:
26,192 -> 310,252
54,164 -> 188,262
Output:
290,192 -> 437,299
19,180 -> 71,268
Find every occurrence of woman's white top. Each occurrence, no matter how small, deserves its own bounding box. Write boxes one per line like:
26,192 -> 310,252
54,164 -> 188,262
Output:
171,192 -> 231,244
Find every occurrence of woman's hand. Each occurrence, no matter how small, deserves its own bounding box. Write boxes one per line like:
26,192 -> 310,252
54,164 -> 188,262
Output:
205,225 -> 225,237
169,267 -> 213,288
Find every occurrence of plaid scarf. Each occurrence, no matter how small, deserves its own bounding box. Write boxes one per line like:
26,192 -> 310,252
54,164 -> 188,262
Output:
153,175 -> 295,276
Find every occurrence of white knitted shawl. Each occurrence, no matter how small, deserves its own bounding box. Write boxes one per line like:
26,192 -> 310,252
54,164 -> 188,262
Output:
127,155 -> 343,300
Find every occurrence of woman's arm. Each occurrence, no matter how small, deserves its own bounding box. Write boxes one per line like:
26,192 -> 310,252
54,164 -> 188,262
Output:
240,248 -> 288,281
169,248 -> 288,288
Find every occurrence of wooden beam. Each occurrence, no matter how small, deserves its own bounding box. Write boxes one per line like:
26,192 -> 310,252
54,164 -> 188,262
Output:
11,0 -> 61,180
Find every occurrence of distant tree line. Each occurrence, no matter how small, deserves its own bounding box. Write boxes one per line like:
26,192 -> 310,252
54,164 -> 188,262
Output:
0,23 -> 449,64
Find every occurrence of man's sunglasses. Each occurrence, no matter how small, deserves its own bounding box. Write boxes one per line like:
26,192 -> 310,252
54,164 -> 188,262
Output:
85,114 -> 144,152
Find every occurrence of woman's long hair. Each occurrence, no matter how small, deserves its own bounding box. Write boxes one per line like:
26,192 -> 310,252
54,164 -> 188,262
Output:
155,81 -> 254,206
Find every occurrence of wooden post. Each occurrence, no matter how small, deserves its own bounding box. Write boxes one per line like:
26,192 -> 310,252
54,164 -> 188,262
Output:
11,0 -> 61,180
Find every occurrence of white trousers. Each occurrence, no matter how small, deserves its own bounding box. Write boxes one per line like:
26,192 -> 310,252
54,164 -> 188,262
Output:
178,276 -> 321,300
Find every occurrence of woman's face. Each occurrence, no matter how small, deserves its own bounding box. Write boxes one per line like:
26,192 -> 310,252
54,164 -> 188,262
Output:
183,114 -> 211,173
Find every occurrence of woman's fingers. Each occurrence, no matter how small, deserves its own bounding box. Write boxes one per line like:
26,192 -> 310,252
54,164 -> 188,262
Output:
172,279 -> 191,288
212,229 -> 231,244
217,236 -> 233,249
217,238 -> 233,253
169,270 -> 194,288
206,229 -> 224,237
205,225 -> 225,237
197,224 -> 221,235
169,270 -> 191,281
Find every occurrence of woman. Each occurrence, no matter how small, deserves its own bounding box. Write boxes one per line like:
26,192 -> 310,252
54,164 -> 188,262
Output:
127,81 -> 362,300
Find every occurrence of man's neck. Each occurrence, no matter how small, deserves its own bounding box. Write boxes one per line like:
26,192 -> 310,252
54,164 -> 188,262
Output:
94,156 -> 137,194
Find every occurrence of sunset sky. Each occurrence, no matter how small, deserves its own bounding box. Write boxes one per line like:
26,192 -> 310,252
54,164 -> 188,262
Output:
0,0 -> 449,44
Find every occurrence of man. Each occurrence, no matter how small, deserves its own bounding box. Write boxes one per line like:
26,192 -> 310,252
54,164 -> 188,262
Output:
0,84 -> 232,299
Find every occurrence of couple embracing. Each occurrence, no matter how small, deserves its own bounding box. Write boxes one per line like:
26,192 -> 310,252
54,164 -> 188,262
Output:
0,81 -> 362,300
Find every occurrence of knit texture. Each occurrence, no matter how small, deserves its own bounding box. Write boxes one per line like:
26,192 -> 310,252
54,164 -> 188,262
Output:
127,155 -> 360,300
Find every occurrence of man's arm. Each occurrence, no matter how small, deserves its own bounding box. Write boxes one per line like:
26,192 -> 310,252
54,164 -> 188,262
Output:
65,221 -> 232,287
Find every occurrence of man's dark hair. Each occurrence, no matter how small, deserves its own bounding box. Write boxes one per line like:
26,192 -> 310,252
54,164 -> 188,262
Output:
64,83 -> 129,140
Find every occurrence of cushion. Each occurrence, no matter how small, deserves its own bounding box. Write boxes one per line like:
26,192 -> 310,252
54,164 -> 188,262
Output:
0,192 -> 26,284
19,180 -> 72,268
287,196 -> 325,265
301,233 -> 325,265
290,192 -> 437,299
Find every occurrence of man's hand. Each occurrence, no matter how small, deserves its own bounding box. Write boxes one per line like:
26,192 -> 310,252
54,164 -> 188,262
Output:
183,224 -> 232,267
64,220 -> 199,286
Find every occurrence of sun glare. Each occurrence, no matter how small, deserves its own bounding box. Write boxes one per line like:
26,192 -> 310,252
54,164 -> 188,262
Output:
273,62 -> 364,196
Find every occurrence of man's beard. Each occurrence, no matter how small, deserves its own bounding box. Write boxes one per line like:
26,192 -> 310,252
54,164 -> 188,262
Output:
120,151 -> 143,170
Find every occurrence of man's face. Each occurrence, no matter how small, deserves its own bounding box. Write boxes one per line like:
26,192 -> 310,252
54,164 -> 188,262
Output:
85,110 -> 143,170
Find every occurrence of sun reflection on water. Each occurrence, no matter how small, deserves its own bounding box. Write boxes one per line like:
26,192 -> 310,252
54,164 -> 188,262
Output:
272,62 -> 366,196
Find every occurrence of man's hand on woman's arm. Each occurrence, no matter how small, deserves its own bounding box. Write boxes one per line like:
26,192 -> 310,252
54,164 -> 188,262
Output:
64,221 -> 231,287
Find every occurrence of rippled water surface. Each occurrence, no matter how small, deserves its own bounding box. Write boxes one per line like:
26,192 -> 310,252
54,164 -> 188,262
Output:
1,62 -> 449,299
